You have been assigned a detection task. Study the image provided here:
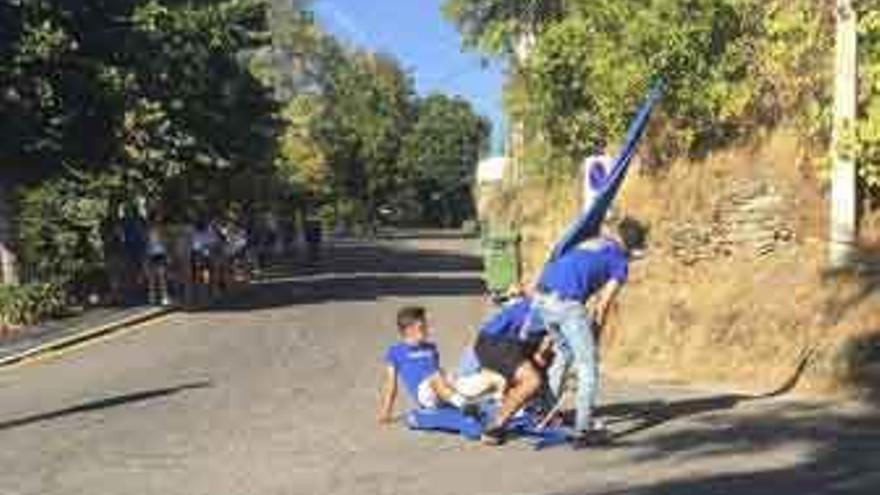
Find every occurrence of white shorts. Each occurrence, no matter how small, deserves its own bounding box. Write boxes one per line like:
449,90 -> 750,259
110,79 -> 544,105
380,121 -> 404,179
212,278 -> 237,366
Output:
416,379 -> 441,409
415,373 -> 504,409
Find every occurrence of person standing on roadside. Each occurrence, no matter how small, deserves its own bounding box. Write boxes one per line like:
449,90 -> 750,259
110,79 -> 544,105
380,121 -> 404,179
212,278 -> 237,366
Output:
144,212 -> 171,306
121,205 -> 148,304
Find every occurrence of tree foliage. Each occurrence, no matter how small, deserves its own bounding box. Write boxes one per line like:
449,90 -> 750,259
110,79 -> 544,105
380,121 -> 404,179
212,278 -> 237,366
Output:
3,0 -> 494,288
857,0 -> 880,188
2,0 -> 279,281
2,0 -> 276,193
446,0 -> 880,194
273,31 -> 489,227
398,94 -> 491,226
442,0 -> 564,62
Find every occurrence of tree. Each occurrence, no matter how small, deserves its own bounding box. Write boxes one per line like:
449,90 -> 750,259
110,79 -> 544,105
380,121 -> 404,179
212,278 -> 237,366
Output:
855,0 -> 880,191
398,94 -> 491,227
2,0 -> 280,284
447,0 -> 845,176
1,0 -> 278,202
350,51 -> 415,224
283,38 -> 416,226
443,0 -> 564,64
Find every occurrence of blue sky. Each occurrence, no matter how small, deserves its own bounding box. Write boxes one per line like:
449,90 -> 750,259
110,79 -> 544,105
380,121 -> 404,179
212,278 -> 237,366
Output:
311,0 -> 507,153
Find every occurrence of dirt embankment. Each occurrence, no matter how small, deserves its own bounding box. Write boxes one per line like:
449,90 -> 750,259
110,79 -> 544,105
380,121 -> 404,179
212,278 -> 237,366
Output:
493,130 -> 880,398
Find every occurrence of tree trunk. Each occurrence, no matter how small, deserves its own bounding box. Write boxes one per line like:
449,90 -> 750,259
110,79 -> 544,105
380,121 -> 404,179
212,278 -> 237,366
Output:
830,0 -> 858,268
0,184 -> 18,285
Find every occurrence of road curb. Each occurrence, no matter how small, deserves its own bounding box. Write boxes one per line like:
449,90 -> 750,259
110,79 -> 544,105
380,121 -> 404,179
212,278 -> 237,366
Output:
0,306 -> 175,369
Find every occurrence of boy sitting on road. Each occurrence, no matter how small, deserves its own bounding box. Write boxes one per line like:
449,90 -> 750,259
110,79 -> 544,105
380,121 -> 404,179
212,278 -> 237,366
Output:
378,306 -> 505,424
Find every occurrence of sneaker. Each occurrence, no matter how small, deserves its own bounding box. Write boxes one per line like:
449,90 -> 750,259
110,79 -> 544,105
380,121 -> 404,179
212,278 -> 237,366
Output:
481,426 -> 506,446
570,426 -> 613,449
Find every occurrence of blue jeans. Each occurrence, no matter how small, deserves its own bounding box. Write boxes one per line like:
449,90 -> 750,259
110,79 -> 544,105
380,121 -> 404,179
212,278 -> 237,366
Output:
532,293 -> 598,432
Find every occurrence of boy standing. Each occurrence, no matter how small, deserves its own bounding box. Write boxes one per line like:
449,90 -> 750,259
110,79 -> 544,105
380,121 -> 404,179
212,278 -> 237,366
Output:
533,217 -> 646,445
378,306 -> 503,424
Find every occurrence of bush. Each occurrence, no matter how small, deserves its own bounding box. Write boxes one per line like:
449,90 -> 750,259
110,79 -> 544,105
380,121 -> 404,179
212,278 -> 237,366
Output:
0,283 -> 67,330
17,175 -> 111,287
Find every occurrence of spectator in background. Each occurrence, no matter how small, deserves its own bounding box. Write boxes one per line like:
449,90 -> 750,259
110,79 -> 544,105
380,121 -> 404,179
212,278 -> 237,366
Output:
248,210 -> 270,272
265,210 -> 281,259
121,205 -> 148,304
101,216 -> 127,306
304,218 -> 322,264
145,212 -> 171,306
214,212 -> 247,291
223,217 -> 250,287
190,215 -> 220,303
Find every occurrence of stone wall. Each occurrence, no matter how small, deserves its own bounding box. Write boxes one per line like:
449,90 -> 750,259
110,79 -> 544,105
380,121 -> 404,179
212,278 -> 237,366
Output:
668,179 -> 796,265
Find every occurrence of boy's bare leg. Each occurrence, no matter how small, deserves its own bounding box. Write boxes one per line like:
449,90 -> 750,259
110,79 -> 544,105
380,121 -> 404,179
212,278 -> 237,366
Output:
483,362 -> 541,444
455,370 -> 506,400
426,373 -> 466,406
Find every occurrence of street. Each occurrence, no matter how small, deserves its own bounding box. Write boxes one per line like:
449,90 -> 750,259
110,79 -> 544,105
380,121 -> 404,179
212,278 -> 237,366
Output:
0,236 -> 877,495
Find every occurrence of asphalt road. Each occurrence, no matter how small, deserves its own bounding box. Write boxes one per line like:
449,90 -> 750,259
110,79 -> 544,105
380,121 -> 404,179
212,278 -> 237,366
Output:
0,236 -> 877,495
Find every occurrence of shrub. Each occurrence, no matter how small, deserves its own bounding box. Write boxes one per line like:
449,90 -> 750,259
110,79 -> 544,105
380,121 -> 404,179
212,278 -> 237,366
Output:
17,175 -> 112,288
0,282 -> 67,330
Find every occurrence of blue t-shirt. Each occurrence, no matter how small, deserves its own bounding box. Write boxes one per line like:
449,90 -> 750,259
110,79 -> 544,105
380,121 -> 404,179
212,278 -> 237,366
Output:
384,341 -> 441,399
122,216 -> 148,256
479,297 -> 544,341
538,239 -> 629,303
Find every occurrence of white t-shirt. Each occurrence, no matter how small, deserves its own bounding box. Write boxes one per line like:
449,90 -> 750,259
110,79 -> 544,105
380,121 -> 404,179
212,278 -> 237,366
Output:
146,228 -> 166,256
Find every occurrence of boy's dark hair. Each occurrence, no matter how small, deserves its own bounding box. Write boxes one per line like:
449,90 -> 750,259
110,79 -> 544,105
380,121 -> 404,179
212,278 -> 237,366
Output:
397,306 -> 426,332
617,216 -> 648,253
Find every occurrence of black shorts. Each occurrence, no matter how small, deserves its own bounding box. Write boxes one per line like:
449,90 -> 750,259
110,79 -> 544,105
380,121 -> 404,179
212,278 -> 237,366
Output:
191,251 -> 211,270
475,334 -> 536,381
148,253 -> 167,266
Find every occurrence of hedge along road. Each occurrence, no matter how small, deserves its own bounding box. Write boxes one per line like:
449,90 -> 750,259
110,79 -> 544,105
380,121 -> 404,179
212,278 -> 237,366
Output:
0,235 -> 877,495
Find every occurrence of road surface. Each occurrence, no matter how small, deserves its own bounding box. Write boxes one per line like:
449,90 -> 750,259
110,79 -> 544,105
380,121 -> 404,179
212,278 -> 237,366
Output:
0,236 -> 877,495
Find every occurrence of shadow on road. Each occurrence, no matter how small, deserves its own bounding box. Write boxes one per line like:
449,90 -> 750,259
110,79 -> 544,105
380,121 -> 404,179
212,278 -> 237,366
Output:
553,351 -> 880,495
555,405 -> 880,495
597,349 -> 817,441
256,243 -> 482,279
213,275 -> 485,312
202,242 -> 485,312
0,381 -> 212,433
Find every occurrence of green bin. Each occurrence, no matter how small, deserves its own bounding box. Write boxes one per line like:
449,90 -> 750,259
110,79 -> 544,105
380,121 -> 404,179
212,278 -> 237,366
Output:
481,227 -> 520,296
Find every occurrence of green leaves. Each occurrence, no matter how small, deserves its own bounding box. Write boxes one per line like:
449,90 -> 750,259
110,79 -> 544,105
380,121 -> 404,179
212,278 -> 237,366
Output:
276,39 -> 419,223
857,1 -> 880,189
0,282 -> 67,329
17,173 -> 113,286
397,94 -> 491,226
273,30 -> 490,227
4,0 -> 281,287
443,0 -> 564,59
450,0 -> 858,181
455,0 -> 880,197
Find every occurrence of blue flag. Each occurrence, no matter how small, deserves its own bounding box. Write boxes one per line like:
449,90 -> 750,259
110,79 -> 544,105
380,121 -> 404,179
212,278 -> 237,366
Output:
545,83 -> 664,263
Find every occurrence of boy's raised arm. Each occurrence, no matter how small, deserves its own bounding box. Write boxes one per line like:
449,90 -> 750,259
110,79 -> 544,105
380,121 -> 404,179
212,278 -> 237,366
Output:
378,365 -> 398,425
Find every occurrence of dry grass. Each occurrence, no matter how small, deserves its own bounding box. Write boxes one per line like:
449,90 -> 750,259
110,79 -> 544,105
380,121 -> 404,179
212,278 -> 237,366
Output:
486,129 -> 880,398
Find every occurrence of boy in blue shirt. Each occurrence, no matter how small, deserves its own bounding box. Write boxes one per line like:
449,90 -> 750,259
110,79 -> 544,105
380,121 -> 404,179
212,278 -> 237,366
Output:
378,306 -> 504,424
475,296 -> 553,445
533,217 -> 646,445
